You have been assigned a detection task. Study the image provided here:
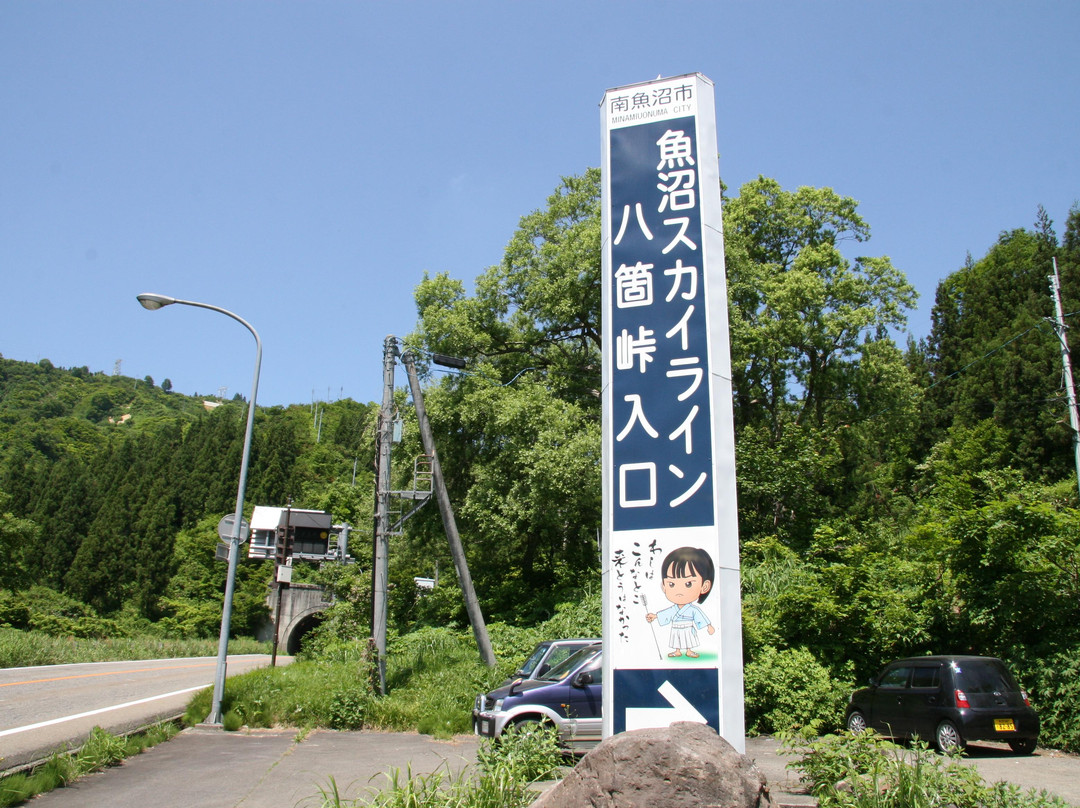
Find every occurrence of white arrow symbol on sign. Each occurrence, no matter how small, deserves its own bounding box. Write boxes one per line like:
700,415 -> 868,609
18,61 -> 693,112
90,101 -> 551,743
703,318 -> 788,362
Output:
624,680 -> 707,731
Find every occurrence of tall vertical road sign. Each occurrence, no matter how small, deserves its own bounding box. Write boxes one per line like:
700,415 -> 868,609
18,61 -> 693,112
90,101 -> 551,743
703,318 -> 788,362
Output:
600,73 -> 744,752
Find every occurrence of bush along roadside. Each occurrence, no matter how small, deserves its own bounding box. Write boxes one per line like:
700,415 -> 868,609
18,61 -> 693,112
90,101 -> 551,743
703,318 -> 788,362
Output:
779,730 -> 1070,808
0,722 -> 179,807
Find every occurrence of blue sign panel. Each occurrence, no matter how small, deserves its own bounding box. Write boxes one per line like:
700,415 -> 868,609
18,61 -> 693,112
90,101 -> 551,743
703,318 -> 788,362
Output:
613,668 -> 720,735
609,117 -> 713,531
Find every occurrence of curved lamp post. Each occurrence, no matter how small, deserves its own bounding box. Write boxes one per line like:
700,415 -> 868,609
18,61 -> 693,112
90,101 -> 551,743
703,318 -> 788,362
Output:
136,293 -> 262,726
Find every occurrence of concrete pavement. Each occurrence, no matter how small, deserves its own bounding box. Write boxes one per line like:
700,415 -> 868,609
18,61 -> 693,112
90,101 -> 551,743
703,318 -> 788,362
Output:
27,728 -> 481,808
24,728 -> 818,808
21,728 -> 1080,808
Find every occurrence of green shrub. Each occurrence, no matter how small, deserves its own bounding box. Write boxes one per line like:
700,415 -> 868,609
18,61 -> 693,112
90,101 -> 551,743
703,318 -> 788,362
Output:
477,721 -> 562,783
484,622 -> 542,676
745,645 -> 850,735
189,593 -> 598,739
327,689 -> 369,730
76,726 -> 129,769
781,731 -> 1069,808
1009,647 -> 1080,753
0,589 -> 29,629
781,729 -> 904,798
534,587 -> 601,640
12,586 -> 127,639
183,659 -> 377,730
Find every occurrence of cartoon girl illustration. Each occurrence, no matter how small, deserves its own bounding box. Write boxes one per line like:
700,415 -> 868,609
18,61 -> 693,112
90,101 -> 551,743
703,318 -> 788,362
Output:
645,546 -> 716,658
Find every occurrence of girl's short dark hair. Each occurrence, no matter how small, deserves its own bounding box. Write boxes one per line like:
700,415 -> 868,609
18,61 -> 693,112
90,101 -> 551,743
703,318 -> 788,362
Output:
661,546 -> 715,603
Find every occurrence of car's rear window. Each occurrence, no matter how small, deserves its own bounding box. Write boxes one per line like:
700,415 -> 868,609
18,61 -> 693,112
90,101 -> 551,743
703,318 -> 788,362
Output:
952,660 -> 1019,693
911,666 -> 941,688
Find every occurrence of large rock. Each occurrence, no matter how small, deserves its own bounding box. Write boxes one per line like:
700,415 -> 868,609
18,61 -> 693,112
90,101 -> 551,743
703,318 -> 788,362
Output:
531,722 -> 775,808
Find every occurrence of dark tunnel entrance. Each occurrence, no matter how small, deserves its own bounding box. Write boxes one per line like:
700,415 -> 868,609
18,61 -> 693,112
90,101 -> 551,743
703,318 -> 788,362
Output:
285,611 -> 326,655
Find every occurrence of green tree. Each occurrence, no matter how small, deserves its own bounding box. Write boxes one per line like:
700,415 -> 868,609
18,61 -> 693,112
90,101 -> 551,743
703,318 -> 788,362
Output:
933,493 -> 1080,658
29,456 -> 96,588
248,408 -> 302,506
723,177 -> 919,546
158,514 -> 270,638
724,177 -> 917,430
408,172 -> 605,622
923,221 -> 1072,480
0,493 -> 37,590
65,439 -> 141,612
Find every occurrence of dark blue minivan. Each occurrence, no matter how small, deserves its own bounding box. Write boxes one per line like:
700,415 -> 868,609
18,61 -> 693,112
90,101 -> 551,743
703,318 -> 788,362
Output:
474,643 -> 602,753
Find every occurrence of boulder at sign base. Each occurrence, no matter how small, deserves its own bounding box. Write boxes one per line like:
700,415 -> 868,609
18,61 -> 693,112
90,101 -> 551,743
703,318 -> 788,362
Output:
531,722 -> 775,808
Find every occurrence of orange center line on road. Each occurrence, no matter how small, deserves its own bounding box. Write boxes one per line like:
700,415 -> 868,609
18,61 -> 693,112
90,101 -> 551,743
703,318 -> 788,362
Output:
0,662 -> 215,688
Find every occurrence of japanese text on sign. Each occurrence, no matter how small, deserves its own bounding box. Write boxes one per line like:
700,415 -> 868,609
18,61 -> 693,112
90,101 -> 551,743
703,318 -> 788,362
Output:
609,118 -> 714,532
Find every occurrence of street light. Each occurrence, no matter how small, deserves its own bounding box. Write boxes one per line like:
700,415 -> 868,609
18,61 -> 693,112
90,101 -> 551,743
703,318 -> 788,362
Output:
136,292 -> 262,726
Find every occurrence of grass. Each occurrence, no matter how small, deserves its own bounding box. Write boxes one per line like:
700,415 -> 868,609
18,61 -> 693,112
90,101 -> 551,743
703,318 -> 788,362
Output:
0,722 -> 179,807
0,626 -> 269,668
182,627 -> 507,733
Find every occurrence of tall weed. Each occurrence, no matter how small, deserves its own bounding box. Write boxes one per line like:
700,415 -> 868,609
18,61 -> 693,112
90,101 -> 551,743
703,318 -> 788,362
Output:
309,729 -> 560,808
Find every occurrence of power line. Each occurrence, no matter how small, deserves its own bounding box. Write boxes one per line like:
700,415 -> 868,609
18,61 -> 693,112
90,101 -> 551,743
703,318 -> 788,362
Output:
926,322 -> 1053,392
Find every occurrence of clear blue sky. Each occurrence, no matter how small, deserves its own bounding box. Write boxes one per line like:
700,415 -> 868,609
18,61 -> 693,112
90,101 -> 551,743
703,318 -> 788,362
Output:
2,1 -> 1077,406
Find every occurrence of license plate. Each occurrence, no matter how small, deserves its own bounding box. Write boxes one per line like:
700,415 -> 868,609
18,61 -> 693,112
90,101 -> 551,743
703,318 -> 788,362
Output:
994,718 -> 1016,732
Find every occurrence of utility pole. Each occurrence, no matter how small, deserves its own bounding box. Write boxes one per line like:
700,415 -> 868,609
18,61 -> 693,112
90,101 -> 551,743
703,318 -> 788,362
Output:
401,350 -> 495,667
1049,257 -> 1080,503
270,500 -> 293,667
372,335 -> 397,694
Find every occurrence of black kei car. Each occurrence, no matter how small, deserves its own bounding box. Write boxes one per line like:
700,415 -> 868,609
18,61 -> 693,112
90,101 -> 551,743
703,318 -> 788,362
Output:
845,655 -> 1039,754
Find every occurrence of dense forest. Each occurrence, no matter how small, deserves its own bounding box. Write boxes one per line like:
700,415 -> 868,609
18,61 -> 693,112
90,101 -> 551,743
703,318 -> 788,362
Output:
2,172 -> 1079,746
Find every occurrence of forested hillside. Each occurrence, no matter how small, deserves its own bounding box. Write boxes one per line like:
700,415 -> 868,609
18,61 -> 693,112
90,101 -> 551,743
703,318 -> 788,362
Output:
0,359 -> 377,637
2,173 -> 1079,747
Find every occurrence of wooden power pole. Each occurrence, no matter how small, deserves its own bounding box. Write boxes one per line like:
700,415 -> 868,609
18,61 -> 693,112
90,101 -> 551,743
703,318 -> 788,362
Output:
372,335 -> 397,694
401,350 -> 495,667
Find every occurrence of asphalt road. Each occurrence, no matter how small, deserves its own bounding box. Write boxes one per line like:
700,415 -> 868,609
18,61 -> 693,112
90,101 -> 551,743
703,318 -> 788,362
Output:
0,655 -> 281,773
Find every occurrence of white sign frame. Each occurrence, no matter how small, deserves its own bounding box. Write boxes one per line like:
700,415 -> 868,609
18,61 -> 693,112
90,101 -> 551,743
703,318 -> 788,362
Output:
600,73 -> 744,751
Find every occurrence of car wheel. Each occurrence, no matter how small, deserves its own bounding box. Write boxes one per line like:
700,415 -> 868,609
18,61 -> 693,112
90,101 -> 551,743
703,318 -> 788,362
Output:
1008,737 -> 1037,755
935,720 -> 965,753
846,710 -> 868,734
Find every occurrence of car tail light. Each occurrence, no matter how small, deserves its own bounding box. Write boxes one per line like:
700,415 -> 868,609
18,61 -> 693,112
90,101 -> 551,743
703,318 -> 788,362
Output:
1021,689 -> 1031,706
955,689 -> 970,708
